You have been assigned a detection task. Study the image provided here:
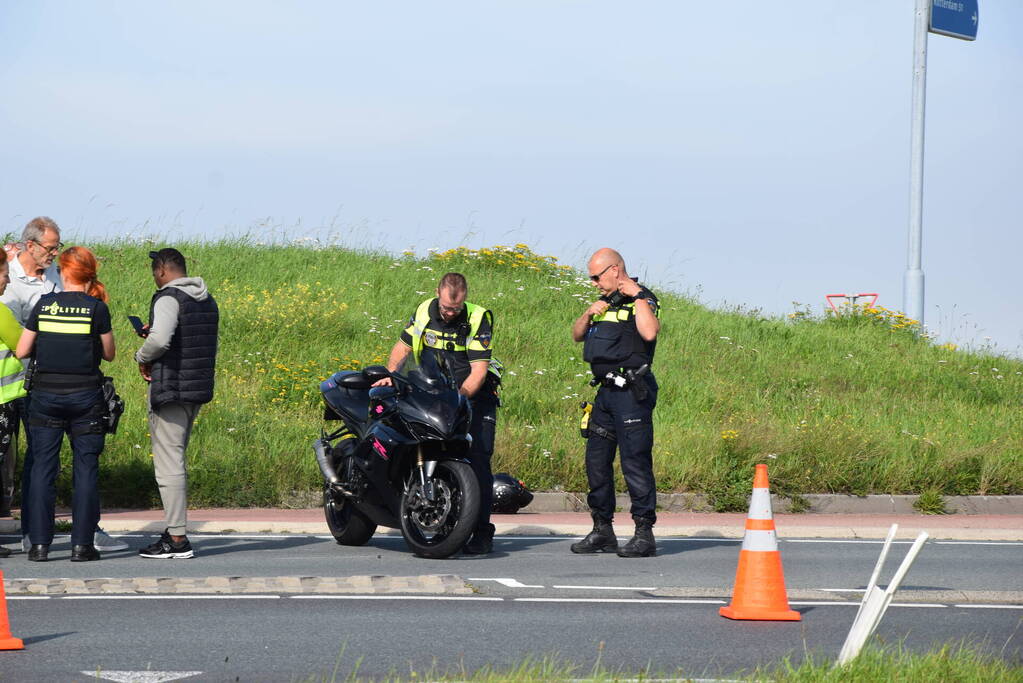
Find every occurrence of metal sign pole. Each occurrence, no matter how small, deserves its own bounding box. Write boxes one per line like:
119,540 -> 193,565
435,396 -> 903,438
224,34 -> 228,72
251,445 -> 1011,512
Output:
904,0 -> 929,329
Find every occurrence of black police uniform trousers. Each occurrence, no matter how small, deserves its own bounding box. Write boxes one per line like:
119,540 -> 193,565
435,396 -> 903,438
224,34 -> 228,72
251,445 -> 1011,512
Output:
468,394 -> 498,531
27,388 -> 106,546
584,373 -> 658,524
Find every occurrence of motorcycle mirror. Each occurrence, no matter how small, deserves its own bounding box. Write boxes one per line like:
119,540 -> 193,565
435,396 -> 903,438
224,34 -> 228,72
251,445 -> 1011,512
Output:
362,365 -> 391,383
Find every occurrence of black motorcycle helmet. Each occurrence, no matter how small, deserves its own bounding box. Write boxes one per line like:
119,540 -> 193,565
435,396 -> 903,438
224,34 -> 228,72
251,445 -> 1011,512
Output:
491,473 -> 533,514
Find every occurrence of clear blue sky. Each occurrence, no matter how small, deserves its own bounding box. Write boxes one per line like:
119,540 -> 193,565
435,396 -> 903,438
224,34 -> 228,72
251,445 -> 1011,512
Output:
2,1 -> 1020,355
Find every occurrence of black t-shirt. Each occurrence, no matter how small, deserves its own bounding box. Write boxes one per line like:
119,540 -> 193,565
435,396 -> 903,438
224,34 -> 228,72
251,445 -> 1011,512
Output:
583,285 -> 660,376
26,291 -> 111,392
399,299 -> 493,388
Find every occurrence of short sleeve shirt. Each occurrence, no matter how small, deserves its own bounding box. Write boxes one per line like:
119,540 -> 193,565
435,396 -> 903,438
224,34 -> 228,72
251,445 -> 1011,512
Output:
399,299 -> 493,386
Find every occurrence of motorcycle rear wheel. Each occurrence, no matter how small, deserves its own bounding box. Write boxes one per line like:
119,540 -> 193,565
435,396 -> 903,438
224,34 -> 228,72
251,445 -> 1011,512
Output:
323,489 -> 377,546
400,459 -> 480,559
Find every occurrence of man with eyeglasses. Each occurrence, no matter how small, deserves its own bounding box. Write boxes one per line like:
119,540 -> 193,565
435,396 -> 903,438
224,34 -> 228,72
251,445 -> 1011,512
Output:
0,218 -> 63,540
1,218 -> 130,553
2,217 -> 63,325
571,248 -> 661,558
375,272 -> 501,555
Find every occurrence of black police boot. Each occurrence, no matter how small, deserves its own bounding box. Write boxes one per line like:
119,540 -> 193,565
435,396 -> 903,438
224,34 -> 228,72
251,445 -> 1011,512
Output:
71,544 -> 101,562
27,544 -> 49,562
617,516 -> 656,558
571,513 -> 618,554
464,523 -> 495,555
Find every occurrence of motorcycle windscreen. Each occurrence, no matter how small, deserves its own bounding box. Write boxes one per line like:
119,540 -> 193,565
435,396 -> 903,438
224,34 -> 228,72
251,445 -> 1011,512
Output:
396,353 -> 469,440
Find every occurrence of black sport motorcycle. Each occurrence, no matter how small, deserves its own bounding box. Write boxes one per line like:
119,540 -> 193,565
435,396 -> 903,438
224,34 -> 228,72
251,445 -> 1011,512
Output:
312,357 -> 480,559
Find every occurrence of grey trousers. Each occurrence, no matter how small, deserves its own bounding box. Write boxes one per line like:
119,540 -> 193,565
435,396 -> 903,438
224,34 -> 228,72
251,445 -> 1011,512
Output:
148,399 -> 200,536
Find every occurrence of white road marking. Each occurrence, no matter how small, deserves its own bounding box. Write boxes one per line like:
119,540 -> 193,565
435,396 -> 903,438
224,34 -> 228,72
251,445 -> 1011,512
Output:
888,603 -> 947,608
7,596 -> 51,600
789,601 -> 947,608
62,595 -> 281,600
11,593 -> 1018,609
84,672 -> 202,683
552,585 -> 658,591
785,539 -> 923,544
515,598 -> 725,604
933,541 -> 1023,546
466,577 -> 544,588
291,595 -> 502,601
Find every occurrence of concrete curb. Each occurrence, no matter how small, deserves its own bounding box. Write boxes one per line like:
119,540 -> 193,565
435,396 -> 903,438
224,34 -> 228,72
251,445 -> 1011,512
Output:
3,574 -> 471,596
6,575 -> 1020,605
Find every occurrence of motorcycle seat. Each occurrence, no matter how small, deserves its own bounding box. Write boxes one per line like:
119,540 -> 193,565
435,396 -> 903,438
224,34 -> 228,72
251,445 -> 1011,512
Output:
320,371 -> 372,437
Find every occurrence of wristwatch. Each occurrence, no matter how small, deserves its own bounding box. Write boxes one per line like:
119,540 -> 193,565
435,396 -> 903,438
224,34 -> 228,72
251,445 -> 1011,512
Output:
633,291 -> 649,300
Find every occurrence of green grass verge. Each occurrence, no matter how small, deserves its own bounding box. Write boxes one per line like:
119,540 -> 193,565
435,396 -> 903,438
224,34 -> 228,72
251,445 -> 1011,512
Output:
21,239 -> 1023,509
300,642 -> 1023,681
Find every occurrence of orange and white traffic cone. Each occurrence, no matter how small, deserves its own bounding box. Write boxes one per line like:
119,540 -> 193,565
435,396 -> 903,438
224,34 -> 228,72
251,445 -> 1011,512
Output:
719,464 -> 801,621
0,570 -> 25,650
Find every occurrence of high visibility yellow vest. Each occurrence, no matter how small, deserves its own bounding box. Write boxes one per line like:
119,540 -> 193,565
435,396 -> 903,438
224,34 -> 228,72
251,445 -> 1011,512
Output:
409,299 -> 489,364
0,348 -> 26,403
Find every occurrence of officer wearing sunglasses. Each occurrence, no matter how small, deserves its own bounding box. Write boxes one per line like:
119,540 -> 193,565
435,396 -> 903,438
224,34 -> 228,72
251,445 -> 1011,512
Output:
571,248 -> 661,558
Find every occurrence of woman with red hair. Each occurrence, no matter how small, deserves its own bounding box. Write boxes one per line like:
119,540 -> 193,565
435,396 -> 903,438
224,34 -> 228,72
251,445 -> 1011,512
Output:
16,246 -> 115,562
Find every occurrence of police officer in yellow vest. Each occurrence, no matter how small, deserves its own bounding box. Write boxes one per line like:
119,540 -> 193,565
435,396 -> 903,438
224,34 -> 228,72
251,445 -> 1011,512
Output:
0,257 -> 27,558
375,272 -> 500,555
571,248 -> 661,558
16,247 -> 116,562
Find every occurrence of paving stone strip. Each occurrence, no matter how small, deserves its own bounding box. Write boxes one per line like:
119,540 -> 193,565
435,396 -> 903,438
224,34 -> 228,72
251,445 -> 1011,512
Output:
3,574 -> 471,596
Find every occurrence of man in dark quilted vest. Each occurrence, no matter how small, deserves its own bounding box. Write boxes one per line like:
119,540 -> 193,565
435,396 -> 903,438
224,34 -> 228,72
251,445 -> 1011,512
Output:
135,248 -> 219,559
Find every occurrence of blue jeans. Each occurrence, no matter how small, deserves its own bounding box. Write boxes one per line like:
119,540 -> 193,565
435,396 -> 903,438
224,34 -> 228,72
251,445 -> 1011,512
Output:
27,388 -> 106,546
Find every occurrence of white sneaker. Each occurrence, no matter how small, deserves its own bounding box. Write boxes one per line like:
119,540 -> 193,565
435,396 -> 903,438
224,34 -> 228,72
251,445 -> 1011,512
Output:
94,527 -> 130,551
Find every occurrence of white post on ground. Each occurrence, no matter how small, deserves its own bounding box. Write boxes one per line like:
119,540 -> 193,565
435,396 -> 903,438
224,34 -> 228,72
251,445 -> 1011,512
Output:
904,0 -> 929,328
853,523 -> 898,625
837,529 -> 930,666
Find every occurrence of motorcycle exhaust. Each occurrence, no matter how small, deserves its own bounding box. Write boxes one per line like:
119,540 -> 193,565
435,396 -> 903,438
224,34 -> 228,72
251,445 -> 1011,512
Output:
313,438 -> 340,487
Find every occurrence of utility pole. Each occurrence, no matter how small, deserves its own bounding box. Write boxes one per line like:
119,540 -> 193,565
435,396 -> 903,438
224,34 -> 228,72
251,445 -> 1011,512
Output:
903,0 -> 978,331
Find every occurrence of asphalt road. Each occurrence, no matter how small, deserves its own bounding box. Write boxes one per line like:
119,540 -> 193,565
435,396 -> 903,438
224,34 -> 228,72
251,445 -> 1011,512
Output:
4,531 -> 1022,593
1,532 -> 1021,681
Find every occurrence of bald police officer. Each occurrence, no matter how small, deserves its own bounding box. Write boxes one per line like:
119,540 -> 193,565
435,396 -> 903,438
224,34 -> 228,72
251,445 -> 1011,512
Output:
571,248 -> 661,558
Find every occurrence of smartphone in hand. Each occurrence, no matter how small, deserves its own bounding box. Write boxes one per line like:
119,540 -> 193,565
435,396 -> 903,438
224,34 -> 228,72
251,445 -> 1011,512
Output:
127,315 -> 148,337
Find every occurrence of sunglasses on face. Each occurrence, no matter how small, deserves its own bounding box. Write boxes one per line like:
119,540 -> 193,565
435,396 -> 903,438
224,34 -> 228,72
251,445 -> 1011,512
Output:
589,264 -> 614,282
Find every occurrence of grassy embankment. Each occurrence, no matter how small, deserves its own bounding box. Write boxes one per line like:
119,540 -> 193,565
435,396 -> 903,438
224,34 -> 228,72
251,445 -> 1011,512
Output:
29,240 -> 1023,510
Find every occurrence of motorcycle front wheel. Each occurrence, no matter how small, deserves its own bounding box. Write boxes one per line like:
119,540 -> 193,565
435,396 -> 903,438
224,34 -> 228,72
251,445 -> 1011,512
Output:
400,459 -> 480,559
324,489 -> 377,546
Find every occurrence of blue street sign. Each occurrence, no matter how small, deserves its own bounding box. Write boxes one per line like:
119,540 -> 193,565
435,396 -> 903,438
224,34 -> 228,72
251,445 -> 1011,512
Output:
930,0 -> 979,41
